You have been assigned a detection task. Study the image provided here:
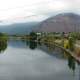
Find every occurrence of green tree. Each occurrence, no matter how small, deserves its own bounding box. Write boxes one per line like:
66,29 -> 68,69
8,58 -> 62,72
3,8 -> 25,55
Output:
68,37 -> 75,51
30,32 -> 37,40
0,32 -> 8,53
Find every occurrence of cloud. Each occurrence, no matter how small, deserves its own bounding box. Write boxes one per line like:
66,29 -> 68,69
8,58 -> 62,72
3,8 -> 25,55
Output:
0,0 -> 80,25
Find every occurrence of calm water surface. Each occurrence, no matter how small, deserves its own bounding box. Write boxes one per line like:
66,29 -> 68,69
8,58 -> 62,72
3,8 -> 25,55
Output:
0,40 -> 79,80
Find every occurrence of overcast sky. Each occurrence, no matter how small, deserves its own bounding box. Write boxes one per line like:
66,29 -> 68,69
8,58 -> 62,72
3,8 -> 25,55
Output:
0,0 -> 80,25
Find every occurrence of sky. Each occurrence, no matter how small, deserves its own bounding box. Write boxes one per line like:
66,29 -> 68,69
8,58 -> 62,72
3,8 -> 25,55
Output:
0,0 -> 80,25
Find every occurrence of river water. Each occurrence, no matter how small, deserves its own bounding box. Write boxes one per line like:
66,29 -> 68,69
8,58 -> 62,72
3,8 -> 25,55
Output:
0,40 -> 79,80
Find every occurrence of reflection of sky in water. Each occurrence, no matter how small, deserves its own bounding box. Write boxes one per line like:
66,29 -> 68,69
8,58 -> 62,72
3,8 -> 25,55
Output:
0,41 -> 79,80
7,40 -> 27,48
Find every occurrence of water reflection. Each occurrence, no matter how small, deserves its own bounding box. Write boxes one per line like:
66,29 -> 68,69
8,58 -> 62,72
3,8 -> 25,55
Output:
25,39 -> 79,73
68,54 -> 76,72
29,40 -> 37,49
44,43 -> 78,72
0,39 -> 79,80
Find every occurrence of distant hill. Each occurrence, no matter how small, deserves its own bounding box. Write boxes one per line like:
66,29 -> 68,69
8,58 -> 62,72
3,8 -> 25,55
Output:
1,13 -> 80,35
37,13 -> 80,32
0,22 -> 38,35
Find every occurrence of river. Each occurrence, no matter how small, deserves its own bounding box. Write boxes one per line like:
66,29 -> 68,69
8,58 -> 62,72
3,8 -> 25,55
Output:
0,40 -> 79,80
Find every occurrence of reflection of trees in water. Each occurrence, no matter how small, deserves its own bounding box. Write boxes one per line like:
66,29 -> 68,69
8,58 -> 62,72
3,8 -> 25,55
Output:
44,43 -> 55,52
64,52 -> 76,73
25,33 -> 78,73
29,41 -> 37,49
28,39 -> 77,72
68,55 -> 76,72
44,42 -> 77,72
0,40 -> 7,53
22,39 -> 37,50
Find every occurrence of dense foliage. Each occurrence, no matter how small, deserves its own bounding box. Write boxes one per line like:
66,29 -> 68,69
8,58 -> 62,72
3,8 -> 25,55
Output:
0,32 -> 8,52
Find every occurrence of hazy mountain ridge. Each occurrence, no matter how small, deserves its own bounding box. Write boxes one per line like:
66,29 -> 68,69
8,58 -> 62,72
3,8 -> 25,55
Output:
0,22 -> 38,35
0,13 -> 80,34
37,13 -> 80,32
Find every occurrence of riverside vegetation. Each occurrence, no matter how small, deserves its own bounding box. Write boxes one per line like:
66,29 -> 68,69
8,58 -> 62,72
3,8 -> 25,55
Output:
0,31 -> 80,73
0,33 -> 8,52
28,32 -> 80,72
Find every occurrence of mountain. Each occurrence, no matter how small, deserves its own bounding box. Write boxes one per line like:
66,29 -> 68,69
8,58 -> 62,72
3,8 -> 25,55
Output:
0,22 -> 38,35
37,13 -> 80,32
1,13 -> 80,34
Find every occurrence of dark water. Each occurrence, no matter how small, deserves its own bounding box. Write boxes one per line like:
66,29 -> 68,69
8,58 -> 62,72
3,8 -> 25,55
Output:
0,40 -> 79,80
